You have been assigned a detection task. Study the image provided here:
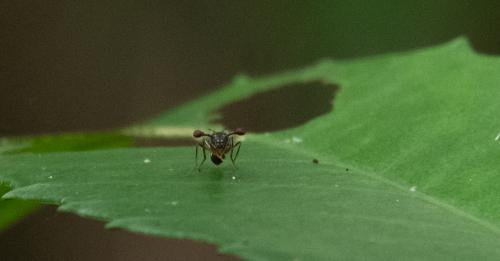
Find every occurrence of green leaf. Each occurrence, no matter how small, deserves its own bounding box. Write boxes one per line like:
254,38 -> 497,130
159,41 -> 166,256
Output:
0,139 -> 37,231
10,132 -> 133,154
2,38 -> 500,260
0,184 -> 38,231
0,133 -> 132,231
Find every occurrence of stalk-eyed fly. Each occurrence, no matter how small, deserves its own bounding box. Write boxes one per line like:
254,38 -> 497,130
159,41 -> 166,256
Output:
193,128 -> 245,170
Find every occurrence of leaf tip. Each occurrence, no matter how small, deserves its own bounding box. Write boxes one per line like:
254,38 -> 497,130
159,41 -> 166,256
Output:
231,73 -> 251,85
2,190 -> 18,200
445,36 -> 474,53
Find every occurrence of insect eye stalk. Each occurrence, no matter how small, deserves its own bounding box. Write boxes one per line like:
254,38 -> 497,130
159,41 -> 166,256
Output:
193,129 -> 206,138
230,128 -> 246,136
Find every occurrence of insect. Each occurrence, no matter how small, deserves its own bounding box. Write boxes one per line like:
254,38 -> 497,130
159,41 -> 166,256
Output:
193,128 -> 246,170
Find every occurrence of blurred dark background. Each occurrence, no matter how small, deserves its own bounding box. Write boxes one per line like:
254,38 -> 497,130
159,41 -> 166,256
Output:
1,1 -> 499,136
1,1 -> 499,260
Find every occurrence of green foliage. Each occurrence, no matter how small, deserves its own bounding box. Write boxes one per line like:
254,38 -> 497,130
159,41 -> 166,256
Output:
0,184 -> 38,231
1,38 -> 500,260
0,133 -> 132,231
11,132 -> 132,154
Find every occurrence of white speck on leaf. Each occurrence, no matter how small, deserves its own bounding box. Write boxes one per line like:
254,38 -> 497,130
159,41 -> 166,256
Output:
409,186 -> 417,192
232,176 -> 236,180
396,199 -> 400,203
48,175 -> 53,179
292,136 -> 303,144
171,201 -> 178,206
144,158 -> 151,164
495,132 -> 500,141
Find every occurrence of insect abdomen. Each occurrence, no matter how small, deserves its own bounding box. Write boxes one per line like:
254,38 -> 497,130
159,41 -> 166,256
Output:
211,154 -> 223,165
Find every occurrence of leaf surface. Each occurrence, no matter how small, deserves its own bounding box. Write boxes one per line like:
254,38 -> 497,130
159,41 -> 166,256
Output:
0,133 -> 132,230
1,38 -> 500,260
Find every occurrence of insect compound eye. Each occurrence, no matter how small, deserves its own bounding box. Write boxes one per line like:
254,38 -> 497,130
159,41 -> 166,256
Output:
193,130 -> 205,138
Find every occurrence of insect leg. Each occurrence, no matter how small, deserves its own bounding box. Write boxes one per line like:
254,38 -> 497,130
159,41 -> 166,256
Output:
230,140 -> 242,167
195,143 -> 198,169
229,137 -> 235,166
195,142 -> 207,171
